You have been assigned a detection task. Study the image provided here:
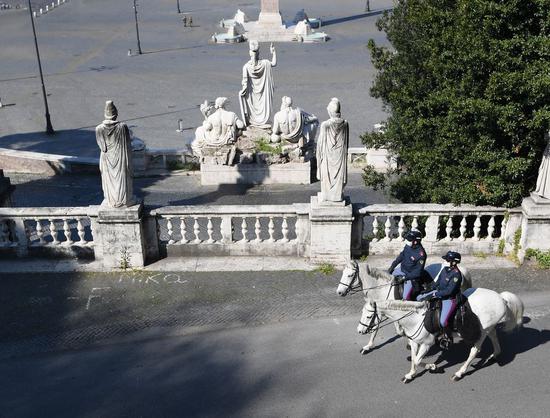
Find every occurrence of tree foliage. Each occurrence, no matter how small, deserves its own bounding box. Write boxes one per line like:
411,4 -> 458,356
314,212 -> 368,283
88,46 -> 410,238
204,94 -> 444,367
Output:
363,0 -> 550,207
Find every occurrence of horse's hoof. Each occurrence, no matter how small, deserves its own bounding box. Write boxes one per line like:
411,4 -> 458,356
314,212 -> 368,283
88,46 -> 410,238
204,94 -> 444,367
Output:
360,348 -> 371,355
401,376 -> 412,384
451,374 -> 462,382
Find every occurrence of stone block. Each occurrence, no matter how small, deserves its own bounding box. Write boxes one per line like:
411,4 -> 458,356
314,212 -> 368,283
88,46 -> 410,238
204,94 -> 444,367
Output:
94,202 -> 147,269
200,161 -> 312,185
309,196 -> 353,265
519,193 -> 550,261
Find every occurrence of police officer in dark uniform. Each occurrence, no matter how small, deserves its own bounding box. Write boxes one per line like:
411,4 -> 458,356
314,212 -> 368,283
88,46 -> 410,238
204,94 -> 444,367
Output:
417,251 -> 463,349
388,230 -> 427,300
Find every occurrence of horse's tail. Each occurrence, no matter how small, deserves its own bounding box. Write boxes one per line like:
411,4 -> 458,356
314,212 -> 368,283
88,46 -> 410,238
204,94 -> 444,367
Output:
500,291 -> 524,332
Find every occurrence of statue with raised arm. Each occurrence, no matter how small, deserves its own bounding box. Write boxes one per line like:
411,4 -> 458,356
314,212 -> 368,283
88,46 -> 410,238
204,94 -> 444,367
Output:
239,40 -> 276,129
534,130 -> 550,199
316,98 -> 349,203
271,95 -> 318,152
95,100 -> 136,208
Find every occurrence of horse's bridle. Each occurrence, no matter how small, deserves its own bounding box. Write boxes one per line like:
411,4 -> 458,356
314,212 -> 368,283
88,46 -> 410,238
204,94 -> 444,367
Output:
358,303 -> 380,333
338,267 -> 362,296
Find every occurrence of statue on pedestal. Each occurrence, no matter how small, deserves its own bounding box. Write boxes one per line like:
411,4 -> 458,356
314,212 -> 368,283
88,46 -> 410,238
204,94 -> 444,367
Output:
535,130 -> 550,199
239,40 -> 276,129
316,98 -> 349,203
192,97 -> 244,160
95,100 -> 136,208
271,96 -> 318,155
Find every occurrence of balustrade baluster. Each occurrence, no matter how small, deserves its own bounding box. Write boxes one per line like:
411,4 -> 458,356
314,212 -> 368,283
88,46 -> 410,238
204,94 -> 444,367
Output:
254,217 -> 261,242
77,218 -> 87,244
207,217 -> 215,243
167,217 -> 175,245
241,218 -> 249,243
473,216 -> 481,241
486,216 -> 495,240
35,218 -> 45,245
397,216 -> 405,241
268,217 -> 275,242
281,216 -> 289,243
49,219 -> 59,245
445,217 -> 453,241
193,217 -> 201,243
63,219 -> 73,245
180,217 -> 189,244
0,220 -> 7,245
459,216 -> 467,241
372,216 -> 379,242
384,217 -> 392,241
412,216 -> 419,231
500,215 -> 508,240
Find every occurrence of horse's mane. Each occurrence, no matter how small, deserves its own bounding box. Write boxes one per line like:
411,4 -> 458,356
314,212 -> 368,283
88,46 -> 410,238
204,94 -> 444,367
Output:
366,265 -> 393,282
378,300 -> 427,313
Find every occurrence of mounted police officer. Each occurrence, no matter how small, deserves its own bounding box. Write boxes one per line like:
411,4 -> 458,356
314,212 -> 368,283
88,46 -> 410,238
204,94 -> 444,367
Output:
417,250 -> 463,349
388,230 -> 427,301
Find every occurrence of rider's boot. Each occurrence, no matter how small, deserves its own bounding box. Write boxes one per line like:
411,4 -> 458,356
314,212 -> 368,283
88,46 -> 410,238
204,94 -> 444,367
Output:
439,328 -> 453,350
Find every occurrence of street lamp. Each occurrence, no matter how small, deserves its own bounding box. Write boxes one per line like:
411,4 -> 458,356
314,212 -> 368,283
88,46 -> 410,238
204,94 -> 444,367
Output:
27,0 -> 54,134
133,0 -> 142,55
177,0 -> 181,14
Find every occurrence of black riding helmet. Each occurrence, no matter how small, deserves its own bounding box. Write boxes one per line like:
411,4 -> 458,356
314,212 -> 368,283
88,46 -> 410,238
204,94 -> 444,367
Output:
442,251 -> 461,263
404,230 -> 423,242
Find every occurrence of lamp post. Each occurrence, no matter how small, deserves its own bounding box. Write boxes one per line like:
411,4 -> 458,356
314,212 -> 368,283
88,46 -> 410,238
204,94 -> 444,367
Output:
177,0 -> 181,14
133,0 -> 142,55
27,0 -> 54,134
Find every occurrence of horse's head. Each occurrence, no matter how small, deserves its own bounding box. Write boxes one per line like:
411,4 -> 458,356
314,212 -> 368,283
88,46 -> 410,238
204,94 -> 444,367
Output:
337,260 -> 361,296
357,300 -> 379,334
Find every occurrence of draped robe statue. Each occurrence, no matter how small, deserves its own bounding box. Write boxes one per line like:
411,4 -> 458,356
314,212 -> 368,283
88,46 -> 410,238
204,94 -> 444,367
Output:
95,100 -> 135,208
271,96 -> 318,150
239,40 -> 276,129
534,130 -> 550,199
316,98 -> 349,203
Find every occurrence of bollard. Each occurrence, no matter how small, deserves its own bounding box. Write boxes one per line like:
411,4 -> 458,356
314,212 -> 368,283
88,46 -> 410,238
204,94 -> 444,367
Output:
45,5 -> 48,12
0,98 -> 3,109
40,8 -> 43,14
33,11 -> 37,17
52,2 -> 55,8
58,0 -> 60,5
177,119 -> 184,132
128,49 -> 132,56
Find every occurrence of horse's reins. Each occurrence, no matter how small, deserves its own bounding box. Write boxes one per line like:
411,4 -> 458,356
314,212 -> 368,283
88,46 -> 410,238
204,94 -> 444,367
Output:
361,303 -> 426,340
339,268 -> 395,297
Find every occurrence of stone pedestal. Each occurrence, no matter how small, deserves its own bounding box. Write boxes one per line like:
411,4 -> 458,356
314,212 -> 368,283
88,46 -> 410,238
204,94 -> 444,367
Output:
519,192 -> 550,261
309,195 -> 353,265
94,202 -> 147,269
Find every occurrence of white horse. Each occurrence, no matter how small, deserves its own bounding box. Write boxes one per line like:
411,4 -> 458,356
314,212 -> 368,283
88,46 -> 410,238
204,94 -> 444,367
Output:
357,289 -> 524,382
337,260 -> 473,353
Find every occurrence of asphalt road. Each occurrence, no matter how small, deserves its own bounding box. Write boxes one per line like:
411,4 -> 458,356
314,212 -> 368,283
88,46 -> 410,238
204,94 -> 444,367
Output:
0,0 -> 392,157
0,267 -> 549,417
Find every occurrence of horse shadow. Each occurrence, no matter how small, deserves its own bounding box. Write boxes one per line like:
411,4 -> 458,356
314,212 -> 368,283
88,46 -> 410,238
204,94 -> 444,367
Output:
430,322 -> 550,376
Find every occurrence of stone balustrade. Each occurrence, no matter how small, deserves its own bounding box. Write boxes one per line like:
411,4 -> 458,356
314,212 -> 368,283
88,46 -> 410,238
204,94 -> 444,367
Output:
0,207 -> 96,258
151,204 -> 310,257
354,203 -> 522,256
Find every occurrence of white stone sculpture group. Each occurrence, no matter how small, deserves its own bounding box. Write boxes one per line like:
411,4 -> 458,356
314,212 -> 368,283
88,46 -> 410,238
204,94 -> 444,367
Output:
189,40 -> 348,202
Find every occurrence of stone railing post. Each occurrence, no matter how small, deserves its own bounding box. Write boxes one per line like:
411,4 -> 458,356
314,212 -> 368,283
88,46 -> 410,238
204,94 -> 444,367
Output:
93,202 -> 148,269
220,215 -> 233,243
13,218 -> 29,257
519,193 -> 550,262
309,196 -> 353,265
424,215 -> 439,242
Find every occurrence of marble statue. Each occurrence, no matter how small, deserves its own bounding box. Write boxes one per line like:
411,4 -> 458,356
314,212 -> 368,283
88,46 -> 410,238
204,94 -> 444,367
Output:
192,97 -> 244,157
271,96 -> 318,151
294,19 -> 312,37
239,40 -> 277,128
535,130 -> 550,199
316,98 -> 349,203
95,100 -> 135,208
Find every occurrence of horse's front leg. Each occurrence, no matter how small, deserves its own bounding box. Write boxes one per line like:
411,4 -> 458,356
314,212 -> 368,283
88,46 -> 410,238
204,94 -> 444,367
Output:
452,334 -> 486,381
360,323 -> 379,355
402,340 -> 418,383
403,341 -> 434,383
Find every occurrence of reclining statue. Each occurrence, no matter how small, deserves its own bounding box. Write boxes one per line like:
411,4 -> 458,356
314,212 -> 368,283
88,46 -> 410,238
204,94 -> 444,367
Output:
271,96 -> 318,152
192,97 -> 245,158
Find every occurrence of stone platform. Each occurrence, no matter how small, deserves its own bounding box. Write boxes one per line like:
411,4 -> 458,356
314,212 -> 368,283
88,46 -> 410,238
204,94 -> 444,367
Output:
200,160 -> 313,185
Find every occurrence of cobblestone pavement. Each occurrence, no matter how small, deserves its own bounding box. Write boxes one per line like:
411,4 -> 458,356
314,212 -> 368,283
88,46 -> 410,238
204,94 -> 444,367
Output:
1,265 -> 549,359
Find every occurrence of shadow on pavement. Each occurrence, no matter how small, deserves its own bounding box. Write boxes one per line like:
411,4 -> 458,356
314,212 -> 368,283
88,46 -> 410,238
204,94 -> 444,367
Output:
322,10 -> 387,27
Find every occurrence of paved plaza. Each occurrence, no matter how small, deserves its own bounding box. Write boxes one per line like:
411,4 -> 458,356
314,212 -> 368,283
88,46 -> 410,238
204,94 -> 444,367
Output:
0,0 -> 391,158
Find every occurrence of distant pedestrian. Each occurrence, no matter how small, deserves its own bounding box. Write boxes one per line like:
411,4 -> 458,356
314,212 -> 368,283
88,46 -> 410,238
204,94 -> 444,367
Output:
182,15 -> 187,26
188,15 -> 193,27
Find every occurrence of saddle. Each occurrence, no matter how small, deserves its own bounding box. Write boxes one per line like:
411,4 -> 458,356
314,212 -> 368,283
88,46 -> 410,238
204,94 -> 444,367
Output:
423,296 -> 482,344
